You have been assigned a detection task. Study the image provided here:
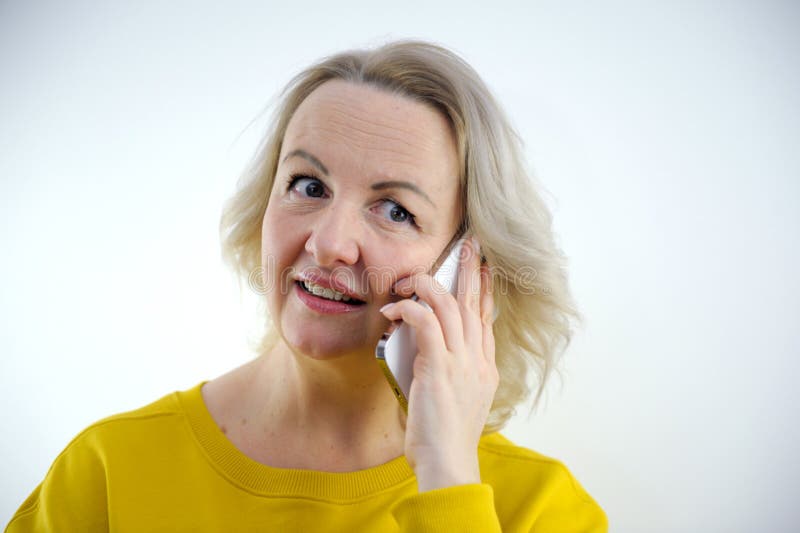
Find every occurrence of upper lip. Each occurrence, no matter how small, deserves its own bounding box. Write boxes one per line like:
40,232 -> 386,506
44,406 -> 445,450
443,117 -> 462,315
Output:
296,271 -> 366,302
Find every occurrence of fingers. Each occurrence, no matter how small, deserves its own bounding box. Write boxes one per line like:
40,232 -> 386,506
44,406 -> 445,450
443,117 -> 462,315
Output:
379,298 -> 448,356
456,237 -> 484,355
458,237 -> 482,312
480,265 -> 496,366
389,237 -> 486,355
391,273 -> 465,353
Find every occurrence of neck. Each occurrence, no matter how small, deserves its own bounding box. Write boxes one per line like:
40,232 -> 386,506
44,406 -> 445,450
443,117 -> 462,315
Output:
241,339 -> 406,470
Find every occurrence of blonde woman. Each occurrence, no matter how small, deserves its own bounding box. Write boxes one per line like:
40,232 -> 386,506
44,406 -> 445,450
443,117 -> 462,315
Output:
8,40 -> 607,532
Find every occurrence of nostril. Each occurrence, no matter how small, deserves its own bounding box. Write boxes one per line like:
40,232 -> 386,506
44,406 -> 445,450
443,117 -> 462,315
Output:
304,226 -> 361,267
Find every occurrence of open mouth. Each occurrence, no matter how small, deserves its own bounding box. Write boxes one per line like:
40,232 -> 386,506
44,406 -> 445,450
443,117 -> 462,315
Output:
296,280 -> 366,305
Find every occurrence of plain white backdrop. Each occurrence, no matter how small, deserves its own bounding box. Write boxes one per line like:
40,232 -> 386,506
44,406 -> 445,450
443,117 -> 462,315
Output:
2,1 -> 798,531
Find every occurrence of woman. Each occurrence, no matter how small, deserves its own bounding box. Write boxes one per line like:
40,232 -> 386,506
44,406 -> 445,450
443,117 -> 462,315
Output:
7,40 -> 607,532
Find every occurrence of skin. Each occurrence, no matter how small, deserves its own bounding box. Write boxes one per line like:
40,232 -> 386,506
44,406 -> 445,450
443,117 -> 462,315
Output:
202,79 -> 498,492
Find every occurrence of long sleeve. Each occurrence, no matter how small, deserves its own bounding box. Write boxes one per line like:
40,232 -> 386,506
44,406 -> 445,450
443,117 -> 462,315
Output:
391,483 -> 502,532
390,474 -> 607,533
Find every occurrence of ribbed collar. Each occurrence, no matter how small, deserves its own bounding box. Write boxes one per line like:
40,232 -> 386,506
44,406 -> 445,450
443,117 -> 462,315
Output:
177,381 -> 417,501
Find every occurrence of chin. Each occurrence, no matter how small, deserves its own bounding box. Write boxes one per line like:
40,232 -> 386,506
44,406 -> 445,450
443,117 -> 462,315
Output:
281,327 -> 373,361
271,298 -> 387,362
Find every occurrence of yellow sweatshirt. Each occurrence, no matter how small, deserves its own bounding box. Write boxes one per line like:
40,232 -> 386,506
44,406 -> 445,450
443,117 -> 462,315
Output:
6,382 -> 607,532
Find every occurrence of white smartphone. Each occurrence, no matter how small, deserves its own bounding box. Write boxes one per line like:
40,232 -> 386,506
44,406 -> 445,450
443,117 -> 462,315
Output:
375,237 -> 467,412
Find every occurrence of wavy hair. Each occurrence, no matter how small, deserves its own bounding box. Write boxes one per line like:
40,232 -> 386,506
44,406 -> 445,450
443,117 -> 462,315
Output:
219,39 -> 582,432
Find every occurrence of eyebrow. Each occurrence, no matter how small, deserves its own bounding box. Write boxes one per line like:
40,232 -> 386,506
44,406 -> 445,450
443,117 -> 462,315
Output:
283,149 -> 329,175
371,181 -> 435,207
282,149 -> 436,207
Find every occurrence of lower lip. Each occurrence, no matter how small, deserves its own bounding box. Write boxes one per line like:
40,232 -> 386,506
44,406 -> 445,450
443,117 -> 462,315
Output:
294,282 -> 365,314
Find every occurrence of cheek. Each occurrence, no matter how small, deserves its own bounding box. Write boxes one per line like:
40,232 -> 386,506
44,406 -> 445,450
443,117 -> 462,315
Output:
364,240 -> 442,295
262,200 -> 301,254
260,203 -> 303,294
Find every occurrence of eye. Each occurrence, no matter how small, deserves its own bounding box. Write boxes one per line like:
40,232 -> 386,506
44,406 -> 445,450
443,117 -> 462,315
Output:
287,174 -> 326,198
376,199 -> 417,227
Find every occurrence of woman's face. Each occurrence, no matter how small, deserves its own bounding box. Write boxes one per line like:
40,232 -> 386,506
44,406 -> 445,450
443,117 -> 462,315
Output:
261,79 -> 462,361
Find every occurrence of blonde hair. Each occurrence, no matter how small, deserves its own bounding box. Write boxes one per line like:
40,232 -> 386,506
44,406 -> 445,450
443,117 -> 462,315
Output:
219,39 -> 582,432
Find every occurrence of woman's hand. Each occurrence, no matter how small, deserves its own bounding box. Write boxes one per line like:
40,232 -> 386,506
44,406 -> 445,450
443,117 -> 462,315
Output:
379,237 -> 498,492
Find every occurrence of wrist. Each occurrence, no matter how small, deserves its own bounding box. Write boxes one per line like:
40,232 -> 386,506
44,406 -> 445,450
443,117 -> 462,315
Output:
414,459 -> 481,492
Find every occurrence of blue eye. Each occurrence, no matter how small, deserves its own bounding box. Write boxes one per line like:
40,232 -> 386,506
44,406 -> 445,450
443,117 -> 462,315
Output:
377,200 -> 417,226
287,175 -> 325,198
286,174 -> 418,228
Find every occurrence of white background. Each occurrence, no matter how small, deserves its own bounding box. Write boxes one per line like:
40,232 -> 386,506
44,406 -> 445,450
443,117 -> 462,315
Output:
2,1 -> 798,531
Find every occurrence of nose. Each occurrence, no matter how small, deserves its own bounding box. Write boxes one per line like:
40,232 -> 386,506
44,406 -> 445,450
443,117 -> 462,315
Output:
304,202 -> 362,267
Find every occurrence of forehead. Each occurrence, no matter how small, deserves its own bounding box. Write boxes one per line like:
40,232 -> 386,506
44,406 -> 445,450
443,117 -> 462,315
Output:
280,80 -> 460,199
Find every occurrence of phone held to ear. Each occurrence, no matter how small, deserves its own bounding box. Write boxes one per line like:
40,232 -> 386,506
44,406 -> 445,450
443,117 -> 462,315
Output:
375,238 -> 466,412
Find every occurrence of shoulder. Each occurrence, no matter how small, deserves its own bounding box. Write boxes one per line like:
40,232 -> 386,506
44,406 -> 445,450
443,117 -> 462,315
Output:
38,383 -> 199,485
479,432 -> 579,474
477,432 -> 598,502
478,433 -> 608,531
44,385 -> 196,476
62,387 -> 186,452
6,385 -> 201,531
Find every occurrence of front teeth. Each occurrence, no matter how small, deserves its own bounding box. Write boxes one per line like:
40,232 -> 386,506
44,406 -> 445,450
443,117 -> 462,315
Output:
301,281 -> 352,302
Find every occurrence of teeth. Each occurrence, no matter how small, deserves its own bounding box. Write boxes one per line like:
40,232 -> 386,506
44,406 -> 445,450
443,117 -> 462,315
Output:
301,281 -> 352,302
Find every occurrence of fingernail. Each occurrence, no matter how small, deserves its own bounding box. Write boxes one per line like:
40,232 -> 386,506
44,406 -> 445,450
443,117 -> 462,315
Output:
393,277 -> 409,294
471,236 -> 481,257
379,303 -> 395,313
